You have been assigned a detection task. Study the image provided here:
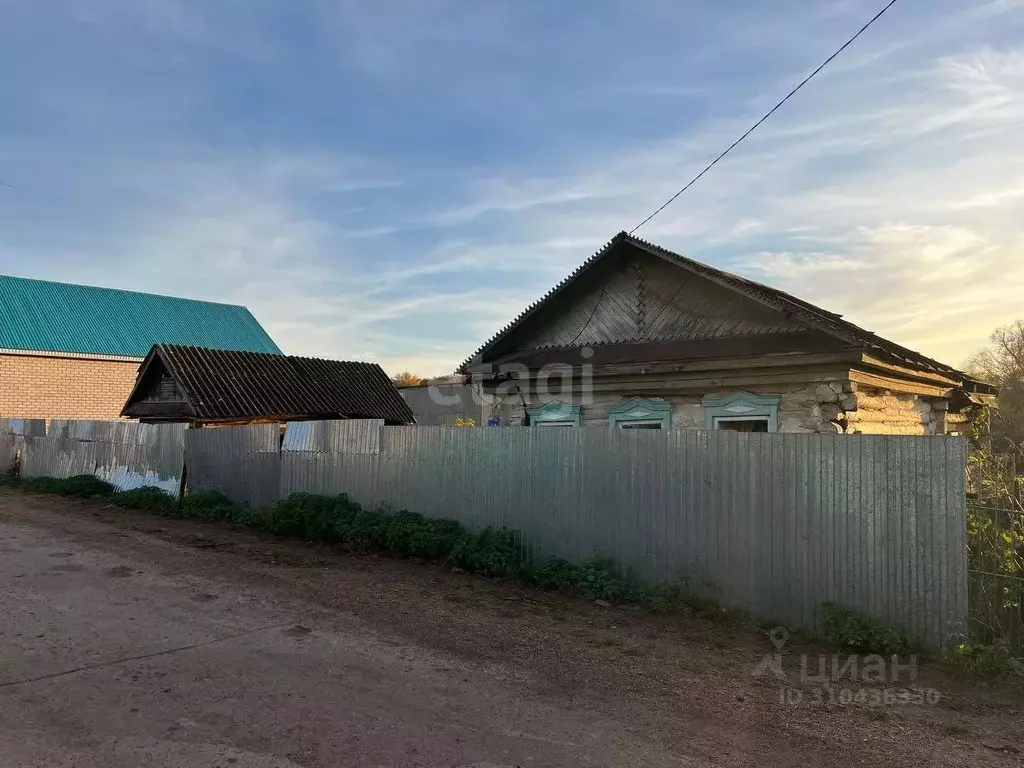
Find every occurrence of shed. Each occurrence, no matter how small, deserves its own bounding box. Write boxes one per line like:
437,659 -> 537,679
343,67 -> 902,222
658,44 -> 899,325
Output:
121,344 -> 415,426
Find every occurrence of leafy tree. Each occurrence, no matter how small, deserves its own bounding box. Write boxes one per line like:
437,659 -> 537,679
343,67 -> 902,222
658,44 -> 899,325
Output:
390,371 -> 424,388
967,319 -> 1024,451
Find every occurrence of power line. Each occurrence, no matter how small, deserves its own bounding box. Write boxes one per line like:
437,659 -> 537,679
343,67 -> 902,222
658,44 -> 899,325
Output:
630,0 -> 899,234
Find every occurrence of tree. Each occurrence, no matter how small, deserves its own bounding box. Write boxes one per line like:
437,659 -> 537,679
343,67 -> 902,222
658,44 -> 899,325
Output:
390,371 -> 424,388
967,319 -> 1024,450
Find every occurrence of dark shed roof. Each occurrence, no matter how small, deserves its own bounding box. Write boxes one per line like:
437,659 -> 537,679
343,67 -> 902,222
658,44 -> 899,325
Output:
122,345 -> 415,424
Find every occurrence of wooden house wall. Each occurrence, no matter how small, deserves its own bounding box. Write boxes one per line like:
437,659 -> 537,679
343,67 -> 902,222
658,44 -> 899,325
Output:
482,375 -> 959,435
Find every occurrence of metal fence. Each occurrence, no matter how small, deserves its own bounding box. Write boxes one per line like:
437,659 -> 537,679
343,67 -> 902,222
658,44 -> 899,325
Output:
276,422 -> 965,647
20,420 -> 185,497
184,424 -> 281,508
0,418 -> 46,474
6,417 -> 970,648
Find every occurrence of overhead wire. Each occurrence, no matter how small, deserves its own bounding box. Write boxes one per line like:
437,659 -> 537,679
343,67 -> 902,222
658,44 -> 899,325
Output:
629,0 -> 900,234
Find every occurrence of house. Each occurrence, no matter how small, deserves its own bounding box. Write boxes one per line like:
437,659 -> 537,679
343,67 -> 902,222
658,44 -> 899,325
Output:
0,275 -> 280,421
459,232 -> 996,435
121,344 -> 415,426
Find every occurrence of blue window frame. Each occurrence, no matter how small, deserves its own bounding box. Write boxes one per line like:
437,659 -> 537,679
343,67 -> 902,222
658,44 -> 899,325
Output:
608,397 -> 672,429
528,400 -> 582,427
702,392 -> 779,432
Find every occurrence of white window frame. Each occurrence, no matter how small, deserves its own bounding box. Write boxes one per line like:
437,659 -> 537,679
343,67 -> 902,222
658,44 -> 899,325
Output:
607,397 -> 672,430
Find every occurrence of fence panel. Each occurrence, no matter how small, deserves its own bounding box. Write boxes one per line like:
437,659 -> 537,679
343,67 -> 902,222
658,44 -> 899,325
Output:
272,422 -> 968,647
0,418 -> 46,474
19,420 -> 185,497
185,424 -> 280,507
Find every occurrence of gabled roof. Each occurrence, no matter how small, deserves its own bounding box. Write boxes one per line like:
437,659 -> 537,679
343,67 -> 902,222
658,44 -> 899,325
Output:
459,231 -> 993,391
121,344 -> 415,424
0,274 -> 280,358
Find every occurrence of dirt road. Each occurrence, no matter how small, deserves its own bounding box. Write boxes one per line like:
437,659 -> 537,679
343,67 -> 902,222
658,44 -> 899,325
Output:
0,489 -> 1021,767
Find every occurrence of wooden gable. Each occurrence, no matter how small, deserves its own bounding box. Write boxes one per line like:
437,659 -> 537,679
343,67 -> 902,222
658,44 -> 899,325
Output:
495,243 -> 810,356
121,347 -> 196,421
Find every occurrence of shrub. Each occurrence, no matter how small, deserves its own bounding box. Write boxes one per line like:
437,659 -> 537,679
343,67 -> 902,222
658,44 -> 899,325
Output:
450,527 -> 521,577
267,492 -> 347,539
526,556 -> 644,602
112,486 -> 177,513
822,602 -> 917,656
181,491 -> 236,522
951,642 -> 1024,679
23,474 -> 115,498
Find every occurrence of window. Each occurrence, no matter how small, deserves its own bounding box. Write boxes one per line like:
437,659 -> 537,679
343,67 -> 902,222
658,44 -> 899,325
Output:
702,392 -> 779,432
527,400 -> 581,427
715,418 -> 768,432
608,397 -> 672,430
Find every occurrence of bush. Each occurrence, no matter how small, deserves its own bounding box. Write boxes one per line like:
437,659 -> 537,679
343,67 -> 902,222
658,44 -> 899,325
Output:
822,602 -> 917,656
112,486 -> 177,513
23,474 -> 115,498
951,642 -> 1024,679
181,491 -> 236,522
450,527 -> 521,577
525,556 -> 646,602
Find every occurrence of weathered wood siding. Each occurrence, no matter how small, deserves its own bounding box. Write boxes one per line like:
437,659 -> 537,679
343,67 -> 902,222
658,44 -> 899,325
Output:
514,250 -> 809,351
482,376 -> 964,436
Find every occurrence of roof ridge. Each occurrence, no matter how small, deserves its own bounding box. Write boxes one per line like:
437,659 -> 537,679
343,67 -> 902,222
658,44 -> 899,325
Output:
458,231 -> 973,383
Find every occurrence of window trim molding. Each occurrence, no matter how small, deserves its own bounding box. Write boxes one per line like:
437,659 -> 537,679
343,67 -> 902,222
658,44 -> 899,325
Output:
608,397 -> 672,429
702,391 -> 779,432
528,400 -> 582,427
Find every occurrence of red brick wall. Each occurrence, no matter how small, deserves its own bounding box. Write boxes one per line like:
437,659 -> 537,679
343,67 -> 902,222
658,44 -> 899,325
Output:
0,352 -> 141,420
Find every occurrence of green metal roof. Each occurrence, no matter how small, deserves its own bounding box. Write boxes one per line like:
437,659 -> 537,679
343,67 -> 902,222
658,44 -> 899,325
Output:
0,274 -> 281,358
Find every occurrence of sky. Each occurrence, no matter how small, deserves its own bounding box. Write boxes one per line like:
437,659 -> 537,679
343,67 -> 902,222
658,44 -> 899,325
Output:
1,1 -> 1023,377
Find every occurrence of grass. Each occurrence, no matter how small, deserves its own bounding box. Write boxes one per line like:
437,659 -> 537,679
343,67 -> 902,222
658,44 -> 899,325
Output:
10,474 -> 714,613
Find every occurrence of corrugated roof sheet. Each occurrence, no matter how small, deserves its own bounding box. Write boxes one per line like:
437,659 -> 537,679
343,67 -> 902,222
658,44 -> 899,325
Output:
459,232 -> 994,391
0,274 -> 280,357
122,345 -> 415,424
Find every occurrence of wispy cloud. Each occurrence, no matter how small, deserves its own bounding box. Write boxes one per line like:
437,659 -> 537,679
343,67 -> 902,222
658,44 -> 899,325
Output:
2,1 -> 1024,376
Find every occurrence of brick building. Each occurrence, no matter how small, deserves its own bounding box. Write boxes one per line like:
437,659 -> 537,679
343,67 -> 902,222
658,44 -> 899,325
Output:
0,275 -> 280,421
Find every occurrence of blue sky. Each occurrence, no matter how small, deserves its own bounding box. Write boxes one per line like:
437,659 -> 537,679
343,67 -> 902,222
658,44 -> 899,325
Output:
2,1 -> 1023,376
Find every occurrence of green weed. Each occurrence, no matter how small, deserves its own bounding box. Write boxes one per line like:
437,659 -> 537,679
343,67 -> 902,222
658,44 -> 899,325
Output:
822,602 -> 917,656
15,477 -> 716,615
950,641 -> 1024,680
112,486 -> 178,513
22,474 -> 116,498
181,491 -> 236,522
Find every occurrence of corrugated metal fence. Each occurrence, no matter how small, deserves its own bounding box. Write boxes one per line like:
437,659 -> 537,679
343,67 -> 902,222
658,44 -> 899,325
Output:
270,422 -> 967,647
20,420 -> 185,497
0,418 -> 46,475
184,424 -> 281,508
6,417 -> 969,647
